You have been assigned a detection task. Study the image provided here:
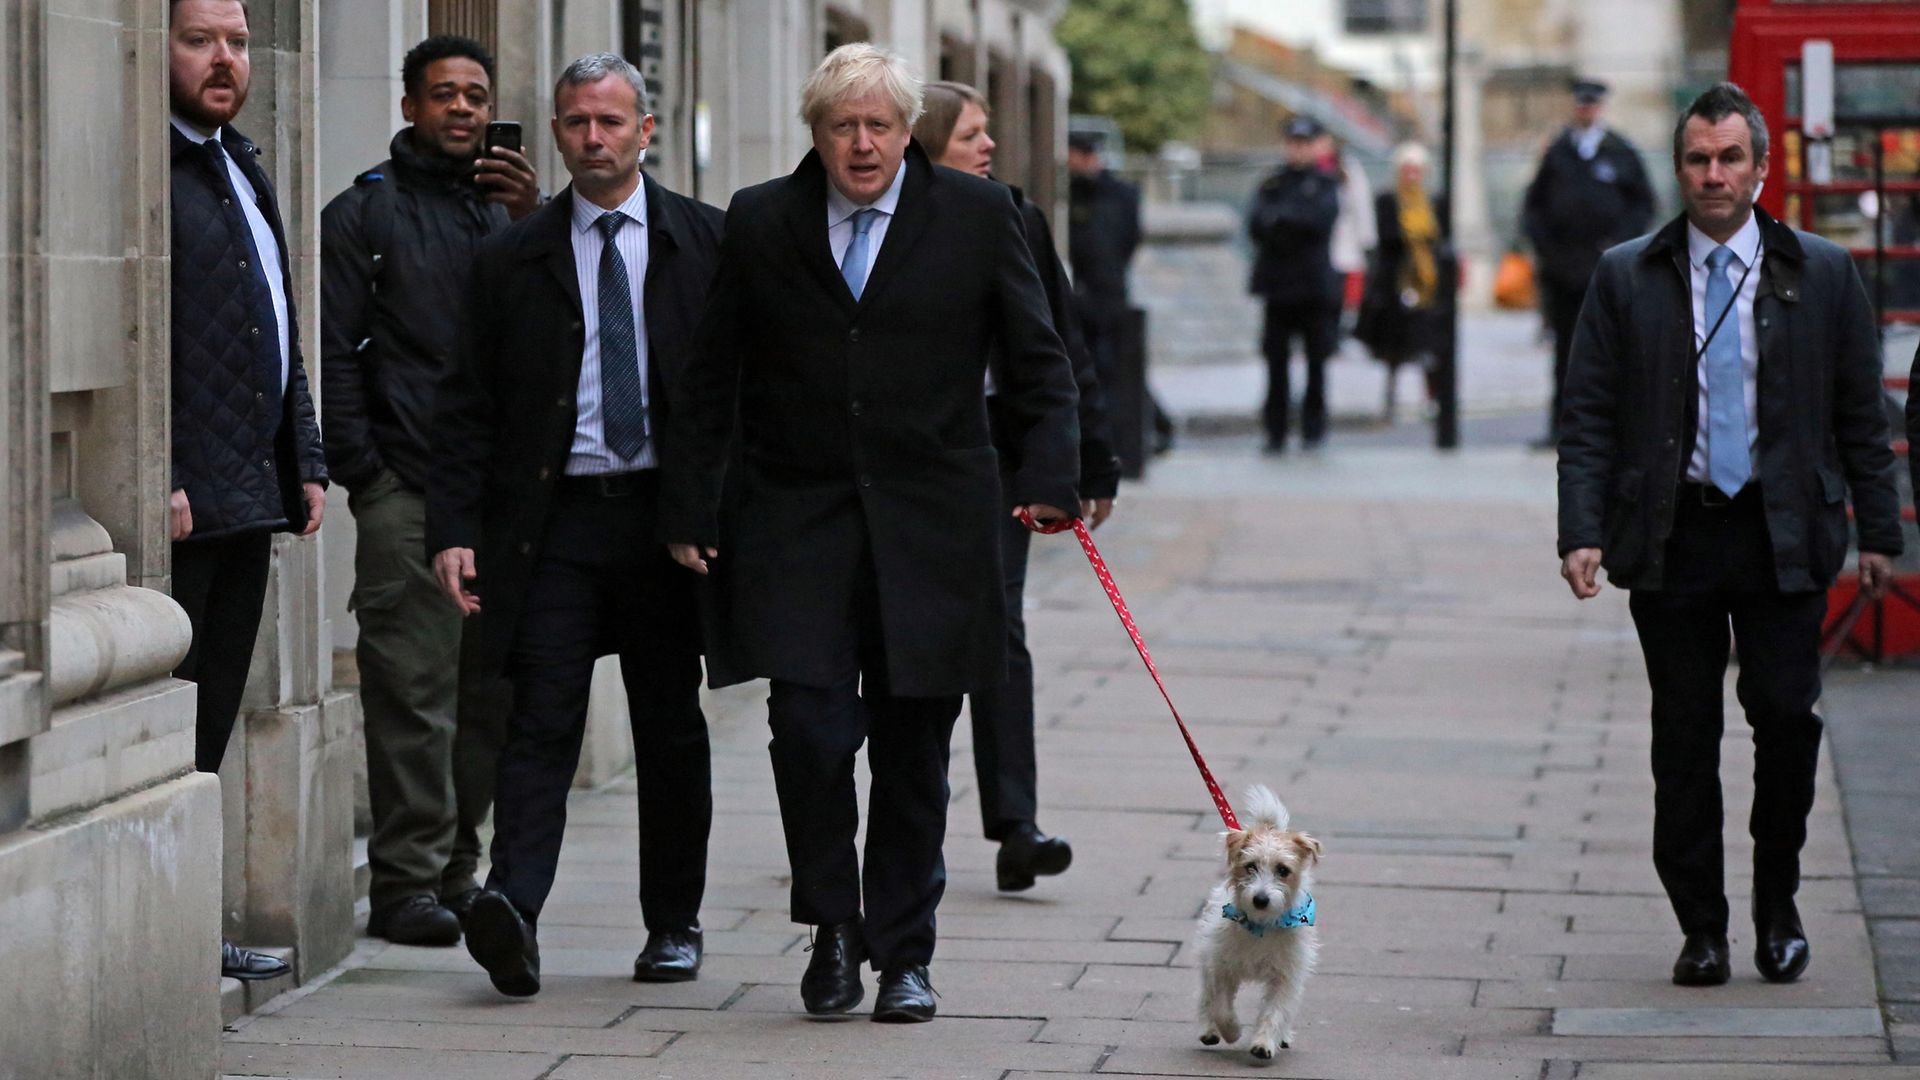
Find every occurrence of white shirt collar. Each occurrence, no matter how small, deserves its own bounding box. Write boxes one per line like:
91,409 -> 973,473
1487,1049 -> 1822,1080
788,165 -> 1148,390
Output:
826,161 -> 906,229
170,113 -> 222,145
1687,211 -> 1763,272
573,178 -> 649,235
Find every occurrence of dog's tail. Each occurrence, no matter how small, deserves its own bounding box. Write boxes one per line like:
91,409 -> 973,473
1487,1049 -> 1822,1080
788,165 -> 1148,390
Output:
1242,784 -> 1290,831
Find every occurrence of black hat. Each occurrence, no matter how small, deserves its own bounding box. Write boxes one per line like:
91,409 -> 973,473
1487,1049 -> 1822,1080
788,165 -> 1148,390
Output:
1284,115 -> 1324,140
1067,131 -> 1100,152
1571,78 -> 1608,104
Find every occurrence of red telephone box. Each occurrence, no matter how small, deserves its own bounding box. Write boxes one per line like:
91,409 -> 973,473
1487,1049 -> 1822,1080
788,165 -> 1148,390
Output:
1729,1 -> 1920,661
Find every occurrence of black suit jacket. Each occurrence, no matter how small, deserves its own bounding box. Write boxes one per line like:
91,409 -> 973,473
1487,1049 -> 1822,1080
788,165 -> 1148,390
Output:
1557,209 -> 1901,593
426,176 -> 726,676
661,143 -> 1080,696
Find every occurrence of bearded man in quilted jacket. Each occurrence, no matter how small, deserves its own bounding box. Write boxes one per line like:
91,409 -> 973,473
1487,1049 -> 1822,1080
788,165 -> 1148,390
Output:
167,0 -> 328,981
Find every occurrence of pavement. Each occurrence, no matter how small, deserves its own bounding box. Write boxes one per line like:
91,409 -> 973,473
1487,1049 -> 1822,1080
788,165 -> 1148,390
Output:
221,434 -> 1920,1079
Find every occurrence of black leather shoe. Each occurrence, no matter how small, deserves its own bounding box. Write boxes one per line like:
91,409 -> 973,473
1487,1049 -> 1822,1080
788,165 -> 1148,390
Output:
441,886 -> 483,923
464,890 -> 541,997
872,964 -> 937,1023
369,894 -> 463,947
1671,932 -> 1731,986
633,927 -> 703,983
997,823 -> 1074,892
801,919 -> 866,1015
1755,896 -> 1811,983
221,939 -> 290,982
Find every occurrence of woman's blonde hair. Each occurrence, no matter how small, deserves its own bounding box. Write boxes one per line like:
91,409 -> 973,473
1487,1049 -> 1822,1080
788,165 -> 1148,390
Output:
1392,141 -> 1431,172
800,42 -> 924,129
914,81 -> 989,159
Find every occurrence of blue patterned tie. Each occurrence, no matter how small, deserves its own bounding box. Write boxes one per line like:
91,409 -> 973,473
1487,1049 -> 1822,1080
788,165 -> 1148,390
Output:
595,211 -> 648,460
1703,245 -> 1749,497
840,208 -> 880,300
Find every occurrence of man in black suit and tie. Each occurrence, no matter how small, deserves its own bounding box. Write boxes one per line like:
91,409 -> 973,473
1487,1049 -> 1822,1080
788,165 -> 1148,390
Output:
661,42 -> 1081,1023
1558,83 -> 1900,987
426,53 -> 724,998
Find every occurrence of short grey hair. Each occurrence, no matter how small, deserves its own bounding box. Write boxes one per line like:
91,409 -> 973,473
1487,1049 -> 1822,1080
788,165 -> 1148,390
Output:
554,52 -> 652,116
1673,81 -> 1769,168
799,42 -> 923,129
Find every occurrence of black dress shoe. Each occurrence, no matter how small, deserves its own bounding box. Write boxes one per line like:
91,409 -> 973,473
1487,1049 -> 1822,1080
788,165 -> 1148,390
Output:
464,890 -> 541,997
633,927 -> 703,983
872,964 -> 937,1023
1671,931 -> 1731,986
221,939 -> 290,981
369,894 -> 463,947
1755,896 -> 1811,983
997,823 -> 1073,892
801,919 -> 866,1015
442,886 -> 483,923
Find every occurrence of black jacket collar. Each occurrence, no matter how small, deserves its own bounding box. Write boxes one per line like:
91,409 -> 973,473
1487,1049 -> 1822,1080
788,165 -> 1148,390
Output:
1645,205 -> 1804,265
777,139 -> 936,313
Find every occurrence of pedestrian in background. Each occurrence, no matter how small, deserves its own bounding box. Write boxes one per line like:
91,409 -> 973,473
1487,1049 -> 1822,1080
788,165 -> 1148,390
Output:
1523,77 -> 1655,449
428,53 -> 724,998
1247,115 -> 1341,455
1557,82 -> 1899,988
167,0 -> 328,983
914,79 -> 1123,894
662,43 -> 1080,1023
320,34 -> 538,948
1068,132 -> 1172,454
1355,142 -> 1454,421
1319,129 -> 1378,326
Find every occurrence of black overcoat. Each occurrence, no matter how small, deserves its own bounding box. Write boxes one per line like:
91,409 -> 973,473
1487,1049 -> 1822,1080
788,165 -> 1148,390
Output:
1557,209 -> 1902,593
661,143 -> 1081,697
425,177 -> 726,676
1522,128 -> 1656,292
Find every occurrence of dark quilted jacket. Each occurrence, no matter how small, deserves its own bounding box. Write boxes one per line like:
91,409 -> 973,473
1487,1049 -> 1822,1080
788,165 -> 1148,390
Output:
171,123 -> 327,539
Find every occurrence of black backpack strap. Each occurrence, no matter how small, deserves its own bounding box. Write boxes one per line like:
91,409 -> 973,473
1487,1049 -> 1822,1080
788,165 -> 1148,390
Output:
353,162 -> 397,289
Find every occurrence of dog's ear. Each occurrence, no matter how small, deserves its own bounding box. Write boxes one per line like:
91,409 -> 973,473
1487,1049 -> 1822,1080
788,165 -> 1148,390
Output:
1224,829 -> 1250,866
1291,833 -> 1322,865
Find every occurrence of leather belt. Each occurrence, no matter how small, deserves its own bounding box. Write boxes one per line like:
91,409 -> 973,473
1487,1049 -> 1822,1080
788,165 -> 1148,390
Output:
1678,481 -> 1755,509
555,470 -> 657,499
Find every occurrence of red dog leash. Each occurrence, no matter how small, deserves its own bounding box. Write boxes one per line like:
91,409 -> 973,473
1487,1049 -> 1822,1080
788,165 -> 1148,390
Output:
1018,509 -> 1241,831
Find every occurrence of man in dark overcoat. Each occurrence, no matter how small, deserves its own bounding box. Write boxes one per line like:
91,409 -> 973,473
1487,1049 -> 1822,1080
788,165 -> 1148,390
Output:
426,54 -> 724,998
1558,83 -> 1900,988
1525,78 -> 1656,448
660,42 -> 1080,1023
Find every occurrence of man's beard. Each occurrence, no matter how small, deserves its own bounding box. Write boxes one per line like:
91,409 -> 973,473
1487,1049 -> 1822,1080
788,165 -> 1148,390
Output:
174,72 -> 245,128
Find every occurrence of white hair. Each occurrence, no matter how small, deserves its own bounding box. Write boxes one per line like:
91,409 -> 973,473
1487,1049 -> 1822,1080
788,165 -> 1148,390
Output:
1241,785 -> 1290,831
1392,141 -> 1431,171
800,42 -> 924,129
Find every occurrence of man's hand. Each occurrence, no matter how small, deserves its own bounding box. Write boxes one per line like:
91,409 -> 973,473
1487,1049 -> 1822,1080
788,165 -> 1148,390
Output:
475,146 -> 539,220
169,488 -> 193,542
433,547 -> 482,615
670,544 -> 718,576
1561,547 -> 1603,600
1081,497 -> 1116,530
299,482 -> 327,536
1013,503 -> 1071,531
1859,551 -> 1896,601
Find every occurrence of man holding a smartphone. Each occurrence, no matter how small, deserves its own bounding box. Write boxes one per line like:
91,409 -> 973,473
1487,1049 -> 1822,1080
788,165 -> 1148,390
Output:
320,34 -> 538,946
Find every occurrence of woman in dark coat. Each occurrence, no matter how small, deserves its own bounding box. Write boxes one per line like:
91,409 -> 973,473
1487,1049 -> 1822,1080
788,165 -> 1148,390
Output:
1356,142 -> 1456,420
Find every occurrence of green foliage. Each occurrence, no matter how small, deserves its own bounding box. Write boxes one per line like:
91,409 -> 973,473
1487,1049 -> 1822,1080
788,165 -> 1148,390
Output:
1057,0 -> 1213,153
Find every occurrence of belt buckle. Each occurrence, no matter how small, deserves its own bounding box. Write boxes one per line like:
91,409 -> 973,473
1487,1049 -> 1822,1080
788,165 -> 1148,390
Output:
597,474 -> 632,498
1698,484 -> 1732,508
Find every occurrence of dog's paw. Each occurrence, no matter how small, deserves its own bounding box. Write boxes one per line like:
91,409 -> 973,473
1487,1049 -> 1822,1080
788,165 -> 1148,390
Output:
1217,1020 -> 1241,1044
1199,1031 -> 1220,1046
1280,1039 -> 1291,1049
1250,1041 -> 1276,1060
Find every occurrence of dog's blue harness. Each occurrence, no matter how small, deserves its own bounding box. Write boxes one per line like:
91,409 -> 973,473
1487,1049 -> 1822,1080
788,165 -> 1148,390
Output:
1222,893 -> 1315,937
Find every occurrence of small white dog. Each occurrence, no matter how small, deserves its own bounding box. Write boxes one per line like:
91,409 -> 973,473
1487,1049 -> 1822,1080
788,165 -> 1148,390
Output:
1193,785 -> 1322,1059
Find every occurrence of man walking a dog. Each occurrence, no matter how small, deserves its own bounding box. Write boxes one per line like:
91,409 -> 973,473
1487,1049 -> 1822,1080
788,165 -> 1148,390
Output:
1557,82 -> 1900,987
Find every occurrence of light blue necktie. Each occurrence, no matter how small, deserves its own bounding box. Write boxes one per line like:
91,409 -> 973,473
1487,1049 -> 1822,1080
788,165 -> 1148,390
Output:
1704,244 -> 1750,498
595,211 -> 649,459
840,208 -> 880,301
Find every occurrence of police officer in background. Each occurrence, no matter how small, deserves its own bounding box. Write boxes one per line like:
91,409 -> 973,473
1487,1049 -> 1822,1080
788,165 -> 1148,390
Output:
1523,78 -> 1656,449
1247,116 -> 1342,455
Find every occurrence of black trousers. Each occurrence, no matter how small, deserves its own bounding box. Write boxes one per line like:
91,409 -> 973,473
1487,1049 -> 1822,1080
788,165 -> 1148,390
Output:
1544,279 -> 1587,439
447,625 -> 511,896
766,553 -> 962,970
968,495 -> 1038,840
1261,299 -> 1340,447
1627,486 -> 1826,936
172,529 -> 273,773
486,476 -> 710,931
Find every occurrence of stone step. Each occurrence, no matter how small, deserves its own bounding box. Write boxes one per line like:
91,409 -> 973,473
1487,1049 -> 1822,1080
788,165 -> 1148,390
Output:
218,977 -> 245,1028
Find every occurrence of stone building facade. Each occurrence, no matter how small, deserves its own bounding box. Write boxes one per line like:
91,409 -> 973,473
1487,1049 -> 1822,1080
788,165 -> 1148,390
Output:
0,1 -> 1072,1076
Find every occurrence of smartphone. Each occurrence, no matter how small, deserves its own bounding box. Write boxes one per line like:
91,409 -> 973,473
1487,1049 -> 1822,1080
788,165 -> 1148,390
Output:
484,121 -> 522,157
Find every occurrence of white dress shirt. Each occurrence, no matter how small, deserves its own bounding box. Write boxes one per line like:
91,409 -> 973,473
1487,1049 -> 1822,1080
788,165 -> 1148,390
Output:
1686,212 -> 1764,483
566,181 -> 656,475
171,113 -> 290,394
826,163 -> 906,298
1573,123 -> 1606,161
